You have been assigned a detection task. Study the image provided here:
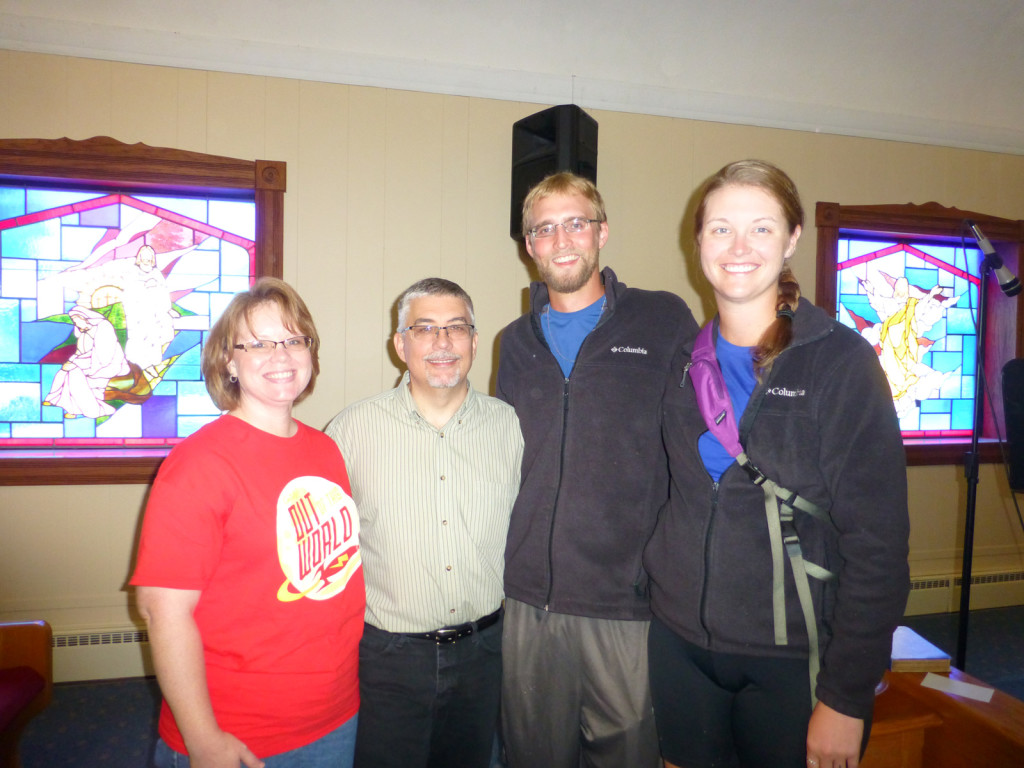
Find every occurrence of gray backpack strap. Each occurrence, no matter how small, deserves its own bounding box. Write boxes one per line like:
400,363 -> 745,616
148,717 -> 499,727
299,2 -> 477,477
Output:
738,451 -> 835,706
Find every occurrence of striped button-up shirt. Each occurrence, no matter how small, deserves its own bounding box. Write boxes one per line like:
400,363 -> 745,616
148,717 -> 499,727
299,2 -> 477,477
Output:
325,372 -> 523,633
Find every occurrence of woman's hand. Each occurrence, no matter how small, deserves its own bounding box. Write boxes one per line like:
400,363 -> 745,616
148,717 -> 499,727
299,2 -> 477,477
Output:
185,728 -> 265,768
137,586 -> 265,768
805,701 -> 864,768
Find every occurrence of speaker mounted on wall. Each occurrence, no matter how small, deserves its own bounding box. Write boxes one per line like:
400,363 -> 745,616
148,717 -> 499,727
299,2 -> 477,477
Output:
510,104 -> 598,241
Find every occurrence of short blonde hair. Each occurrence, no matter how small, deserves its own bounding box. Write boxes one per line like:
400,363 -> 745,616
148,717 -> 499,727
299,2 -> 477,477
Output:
521,171 -> 606,239
201,277 -> 321,411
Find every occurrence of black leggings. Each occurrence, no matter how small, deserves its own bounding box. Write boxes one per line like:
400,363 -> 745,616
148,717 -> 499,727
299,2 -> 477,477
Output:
649,617 -> 832,768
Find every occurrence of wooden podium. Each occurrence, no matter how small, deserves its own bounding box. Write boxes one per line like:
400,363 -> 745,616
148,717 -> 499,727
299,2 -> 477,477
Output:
862,668 -> 1024,767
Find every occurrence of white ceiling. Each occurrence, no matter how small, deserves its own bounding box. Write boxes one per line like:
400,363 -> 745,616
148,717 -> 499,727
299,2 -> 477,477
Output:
3,0 -> 1023,154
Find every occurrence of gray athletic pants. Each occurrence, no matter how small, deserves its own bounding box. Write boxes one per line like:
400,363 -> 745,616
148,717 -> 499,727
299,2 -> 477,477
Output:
500,598 -> 661,768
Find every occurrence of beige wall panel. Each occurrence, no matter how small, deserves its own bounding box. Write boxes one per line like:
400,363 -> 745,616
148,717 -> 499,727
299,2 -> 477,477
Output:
698,122 -> 816,186
593,109 -> 701,314
434,93 -> 518,397
344,86 -> 390,402
439,95 -> 470,287
952,149 -> 997,212
942,148 -> 1009,217
463,98 -> 534,392
994,155 -> 1024,218
690,121 -> 789,185
206,71 -> 267,160
972,465 -> 1024,557
264,76 -> 301,167
65,57 -> 113,142
0,52 -> 9,136
383,89 -> 445,313
905,466 -> 967,573
0,484 -> 148,628
906,464 -> 1024,577
880,142 -> 947,205
870,141 -> 948,210
3,51 -> 68,138
108,62 -> 181,147
799,132 -> 898,205
264,77 -> 301,287
174,68 -> 209,153
292,80 -> 350,429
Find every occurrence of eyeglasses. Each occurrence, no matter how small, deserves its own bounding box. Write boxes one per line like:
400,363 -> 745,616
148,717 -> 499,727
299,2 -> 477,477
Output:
233,336 -> 312,356
528,217 -> 602,239
400,324 -> 475,341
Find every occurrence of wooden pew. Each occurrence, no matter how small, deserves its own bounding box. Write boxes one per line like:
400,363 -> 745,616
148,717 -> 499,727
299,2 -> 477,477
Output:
0,621 -> 53,768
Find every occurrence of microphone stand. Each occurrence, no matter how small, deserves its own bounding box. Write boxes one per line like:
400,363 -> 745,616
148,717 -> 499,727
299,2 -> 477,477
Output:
955,256 -> 992,670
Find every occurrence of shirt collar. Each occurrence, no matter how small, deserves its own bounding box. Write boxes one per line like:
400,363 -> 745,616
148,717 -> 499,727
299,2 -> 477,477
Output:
396,370 -> 478,427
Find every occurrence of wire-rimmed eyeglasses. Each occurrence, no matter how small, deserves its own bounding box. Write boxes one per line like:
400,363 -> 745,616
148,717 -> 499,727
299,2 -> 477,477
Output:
528,217 -> 602,239
400,324 -> 475,341
233,336 -> 312,356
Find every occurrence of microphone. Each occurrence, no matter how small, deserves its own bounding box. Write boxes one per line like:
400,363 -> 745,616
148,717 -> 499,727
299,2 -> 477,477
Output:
968,219 -> 1022,297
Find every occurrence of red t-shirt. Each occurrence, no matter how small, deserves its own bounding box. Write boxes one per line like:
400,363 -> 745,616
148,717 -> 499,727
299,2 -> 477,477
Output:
131,415 -> 365,758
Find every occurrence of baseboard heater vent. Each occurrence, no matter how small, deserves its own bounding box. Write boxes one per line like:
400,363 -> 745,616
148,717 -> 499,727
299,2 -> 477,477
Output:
954,570 -> 1024,588
909,577 -> 951,591
53,629 -> 149,648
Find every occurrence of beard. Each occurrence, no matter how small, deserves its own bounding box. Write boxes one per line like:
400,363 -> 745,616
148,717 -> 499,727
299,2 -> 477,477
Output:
538,249 -> 600,295
423,352 -> 465,389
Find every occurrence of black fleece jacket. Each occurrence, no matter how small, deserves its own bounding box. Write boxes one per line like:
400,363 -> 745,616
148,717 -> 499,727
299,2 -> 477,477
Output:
497,267 -> 698,620
645,298 -> 910,719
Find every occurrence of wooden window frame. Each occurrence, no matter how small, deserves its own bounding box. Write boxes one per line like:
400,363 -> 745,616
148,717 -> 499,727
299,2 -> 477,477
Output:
815,201 -> 1024,466
0,136 -> 285,485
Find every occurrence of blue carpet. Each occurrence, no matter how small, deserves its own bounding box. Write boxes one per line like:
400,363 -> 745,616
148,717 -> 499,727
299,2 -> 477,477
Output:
20,677 -> 160,768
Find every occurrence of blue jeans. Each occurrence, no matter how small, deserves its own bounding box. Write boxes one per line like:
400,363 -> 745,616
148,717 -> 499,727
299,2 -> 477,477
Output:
153,713 -> 357,768
354,619 -> 503,768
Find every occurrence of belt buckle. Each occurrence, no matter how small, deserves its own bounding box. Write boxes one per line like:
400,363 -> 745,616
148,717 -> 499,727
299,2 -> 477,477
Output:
434,627 -> 462,644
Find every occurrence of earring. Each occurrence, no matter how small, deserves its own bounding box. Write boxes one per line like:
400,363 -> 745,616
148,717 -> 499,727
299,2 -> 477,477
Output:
229,374 -> 238,383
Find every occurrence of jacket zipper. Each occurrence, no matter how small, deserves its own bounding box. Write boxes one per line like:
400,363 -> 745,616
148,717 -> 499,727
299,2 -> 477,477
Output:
698,480 -> 719,642
544,376 -> 571,610
535,291 -> 611,611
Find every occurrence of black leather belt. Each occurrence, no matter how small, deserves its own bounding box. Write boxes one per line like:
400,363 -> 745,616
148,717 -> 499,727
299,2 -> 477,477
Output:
402,607 -> 503,644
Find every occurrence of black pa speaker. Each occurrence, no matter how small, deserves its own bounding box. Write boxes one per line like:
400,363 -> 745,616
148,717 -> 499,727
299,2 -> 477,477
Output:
1002,358 -> 1024,491
510,104 -> 598,240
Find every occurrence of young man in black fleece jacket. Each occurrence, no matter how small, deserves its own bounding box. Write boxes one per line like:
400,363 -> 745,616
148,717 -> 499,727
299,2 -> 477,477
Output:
496,172 -> 698,768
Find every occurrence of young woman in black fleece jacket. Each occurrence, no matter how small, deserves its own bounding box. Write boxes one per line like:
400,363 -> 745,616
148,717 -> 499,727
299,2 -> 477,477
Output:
645,160 -> 910,768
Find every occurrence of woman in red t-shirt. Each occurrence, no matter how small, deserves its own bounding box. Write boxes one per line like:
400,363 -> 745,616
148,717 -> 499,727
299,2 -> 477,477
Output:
132,277 -> 364,768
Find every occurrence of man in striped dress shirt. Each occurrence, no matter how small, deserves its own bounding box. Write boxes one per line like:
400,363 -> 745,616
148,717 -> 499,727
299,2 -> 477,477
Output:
326,277 -> 524,768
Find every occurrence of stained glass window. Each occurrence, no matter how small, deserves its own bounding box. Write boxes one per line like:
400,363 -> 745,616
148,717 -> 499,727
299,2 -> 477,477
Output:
0,183 -> 256,450
834,236 -> 981,439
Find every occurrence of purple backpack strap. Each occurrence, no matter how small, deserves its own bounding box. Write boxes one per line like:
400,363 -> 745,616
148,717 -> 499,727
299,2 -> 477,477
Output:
686,322 -> 743,458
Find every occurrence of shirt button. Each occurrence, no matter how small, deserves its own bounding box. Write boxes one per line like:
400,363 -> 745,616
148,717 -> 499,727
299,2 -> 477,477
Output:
440,431 -> 444,438
446,565 -> 452,571
442,520 -> 448,526
440,475 -> 446,481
